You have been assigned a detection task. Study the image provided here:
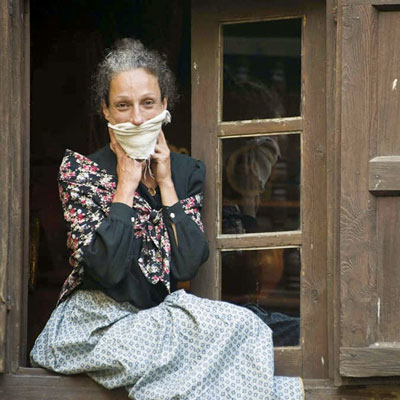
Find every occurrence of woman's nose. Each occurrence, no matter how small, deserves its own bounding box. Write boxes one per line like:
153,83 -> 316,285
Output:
130,106 -> 144,126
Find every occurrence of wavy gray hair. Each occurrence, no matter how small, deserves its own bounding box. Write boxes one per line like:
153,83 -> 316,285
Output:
92,38 -> 178,114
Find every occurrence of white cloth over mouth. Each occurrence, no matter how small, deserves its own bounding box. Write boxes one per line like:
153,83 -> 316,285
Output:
108,109 -> 171,160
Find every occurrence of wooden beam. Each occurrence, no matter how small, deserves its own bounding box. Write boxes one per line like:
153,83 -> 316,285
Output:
0,369 -> 127,400
3,372 -> 400,399
0,0 -> 12,374
342,0 -> 400,6
217,231 -> 301,250
326,0 -> 341,385
0,0 -> 30,373
191,0 -> 220,299
218,117 -> 302,137
340,347 -> 400,377
369,156 -> 400,193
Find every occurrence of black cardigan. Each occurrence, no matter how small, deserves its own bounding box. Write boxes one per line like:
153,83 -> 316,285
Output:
79,145 -> 209,309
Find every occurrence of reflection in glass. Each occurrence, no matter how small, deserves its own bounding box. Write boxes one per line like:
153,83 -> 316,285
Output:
222,134 -> 300,234
221,248 -> 301,346
222,19 -> 302,121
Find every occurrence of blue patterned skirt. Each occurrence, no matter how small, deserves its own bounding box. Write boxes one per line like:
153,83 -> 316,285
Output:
30,289 -> 303,399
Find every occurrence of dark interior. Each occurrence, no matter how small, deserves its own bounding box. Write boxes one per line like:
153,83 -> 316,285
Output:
28,0 -> 191,359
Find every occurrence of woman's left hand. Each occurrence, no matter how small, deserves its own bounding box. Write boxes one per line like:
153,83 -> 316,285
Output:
151,131 -> 172,185
152,130 -> 179,241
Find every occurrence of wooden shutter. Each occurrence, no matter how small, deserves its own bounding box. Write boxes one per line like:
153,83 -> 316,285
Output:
338,0 -> 400,377
0,0 -> 30,372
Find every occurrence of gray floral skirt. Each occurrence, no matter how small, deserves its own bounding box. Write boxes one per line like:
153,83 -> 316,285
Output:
30,289 -> 303,400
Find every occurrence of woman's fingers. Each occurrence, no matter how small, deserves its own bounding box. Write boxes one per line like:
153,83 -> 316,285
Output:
109,129 -> 127,159
157,130 -> 167,145
151,131 -> 172,184
153,130 -> 169,157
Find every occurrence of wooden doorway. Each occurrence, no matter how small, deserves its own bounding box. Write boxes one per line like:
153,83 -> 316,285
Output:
28,0 -> 192,361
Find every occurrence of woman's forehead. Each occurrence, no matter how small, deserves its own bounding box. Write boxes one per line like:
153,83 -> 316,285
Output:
110,68 -> 160,95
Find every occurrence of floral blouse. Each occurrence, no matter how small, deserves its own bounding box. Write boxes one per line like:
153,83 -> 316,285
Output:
57,147 -> 209,308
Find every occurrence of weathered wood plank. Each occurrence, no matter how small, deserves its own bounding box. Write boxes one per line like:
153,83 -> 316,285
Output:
0,370 -> 127,400
369,156 -> 400,192
217,231 -> 301,250
327,0 -> 342,385
301,1 -> 328,379
0,0 -> 12,374
376,197 -> 400,341
339,4 -> 378,347
342,0 -> 400,6
0,0 -> 30,373
8,0 -> 30,373
218,117 -> 302,137
340,347 -> 400,377
274,347 -> 302,376
3,373 -> 400,399
338,2 -> 400,380
375,11 -> 400,344
211,0 -> 307,22
305,379 -> 400,399
191,1 -> 220,299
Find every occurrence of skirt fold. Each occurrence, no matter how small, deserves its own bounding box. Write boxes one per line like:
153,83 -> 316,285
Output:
30,289 -> 303,400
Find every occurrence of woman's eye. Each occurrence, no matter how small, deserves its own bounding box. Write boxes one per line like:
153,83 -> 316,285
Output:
116,103 -> 129,109
143,100 -> 155,107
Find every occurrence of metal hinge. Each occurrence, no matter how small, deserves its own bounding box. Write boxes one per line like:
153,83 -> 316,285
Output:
6,295 -> 12,311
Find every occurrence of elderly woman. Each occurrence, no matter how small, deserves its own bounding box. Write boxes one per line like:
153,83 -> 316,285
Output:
30,38 -> 304,400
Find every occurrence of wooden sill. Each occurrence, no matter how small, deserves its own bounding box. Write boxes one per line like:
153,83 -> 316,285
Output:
3,373 -> 400,399
0,368 -> 127,399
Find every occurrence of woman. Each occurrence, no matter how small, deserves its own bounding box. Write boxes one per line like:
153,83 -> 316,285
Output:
30,38 -> 304,399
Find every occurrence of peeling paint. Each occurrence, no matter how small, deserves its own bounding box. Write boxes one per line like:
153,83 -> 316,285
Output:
321,356 -> 325,366
374,179 -> 382,190
193,62 -> 197,70
392,78 -> 398,91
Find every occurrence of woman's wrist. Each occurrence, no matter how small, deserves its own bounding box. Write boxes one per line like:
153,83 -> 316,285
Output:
158,177 -> 174,189
159,179 -> 178,206
113,185 -> 136,207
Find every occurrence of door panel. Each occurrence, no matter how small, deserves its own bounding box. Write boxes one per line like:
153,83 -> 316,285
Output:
339,1 -> 400,377
191,0 -> 327,378
0,0 -> 30,373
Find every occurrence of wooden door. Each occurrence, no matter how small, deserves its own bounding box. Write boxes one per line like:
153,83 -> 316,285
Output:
338,0 -> 400,379
191,0 -> 328,378
0,0 -> 30,373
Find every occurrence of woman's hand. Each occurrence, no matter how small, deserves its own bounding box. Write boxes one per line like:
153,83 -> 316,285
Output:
151,131 -> 173,185
152,131 -> 178,208
109,130 -> 143,207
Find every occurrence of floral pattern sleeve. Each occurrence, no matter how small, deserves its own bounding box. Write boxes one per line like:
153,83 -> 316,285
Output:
57,150 -> 117,303
57,149 -> 207,305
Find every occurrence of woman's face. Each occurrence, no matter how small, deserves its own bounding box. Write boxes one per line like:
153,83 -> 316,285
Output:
102,68 -> 167,126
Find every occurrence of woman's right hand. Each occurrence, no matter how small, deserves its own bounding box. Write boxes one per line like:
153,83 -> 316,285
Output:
109,130 -> 143,207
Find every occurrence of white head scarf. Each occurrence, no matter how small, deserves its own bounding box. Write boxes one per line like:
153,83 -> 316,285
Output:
108,110 -> 171,160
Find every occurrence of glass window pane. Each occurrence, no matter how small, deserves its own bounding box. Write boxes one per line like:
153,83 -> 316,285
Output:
222,134 -> 300,234
221,248 -> 301,346
222,19 -> 302,121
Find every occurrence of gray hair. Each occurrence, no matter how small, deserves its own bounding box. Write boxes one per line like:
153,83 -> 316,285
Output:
92,38 -> 178,114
